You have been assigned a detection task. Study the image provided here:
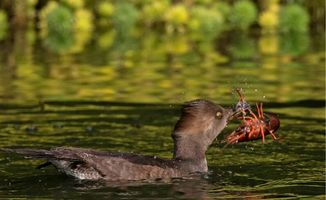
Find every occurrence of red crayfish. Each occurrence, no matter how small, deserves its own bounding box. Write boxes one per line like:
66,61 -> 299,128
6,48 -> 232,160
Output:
226,89 -> 280,144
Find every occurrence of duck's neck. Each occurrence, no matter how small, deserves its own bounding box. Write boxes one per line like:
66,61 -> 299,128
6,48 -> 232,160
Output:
173,135 -> 209,172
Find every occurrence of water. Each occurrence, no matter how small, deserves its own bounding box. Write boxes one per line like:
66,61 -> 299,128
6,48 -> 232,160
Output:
0,35 -> 324,199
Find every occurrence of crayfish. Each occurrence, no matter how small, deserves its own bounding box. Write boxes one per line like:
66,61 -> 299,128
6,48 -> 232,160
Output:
226,89 -> 280,144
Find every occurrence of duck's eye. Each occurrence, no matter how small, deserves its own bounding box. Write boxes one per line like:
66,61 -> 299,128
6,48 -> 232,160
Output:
216,111 -> 223,119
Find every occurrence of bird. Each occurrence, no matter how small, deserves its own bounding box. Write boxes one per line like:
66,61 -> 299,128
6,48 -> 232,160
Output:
1,99 -> 236,181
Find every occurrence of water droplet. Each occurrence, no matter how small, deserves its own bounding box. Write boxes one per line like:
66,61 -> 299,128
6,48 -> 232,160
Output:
13,125 -> 20,130
53,124 -> 64,129
25,125 -> 38,133
85,126 -> 94,133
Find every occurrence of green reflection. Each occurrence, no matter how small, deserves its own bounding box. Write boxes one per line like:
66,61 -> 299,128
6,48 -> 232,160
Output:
41,3 -> 74,53
112,2 -> 139,39
0,10 -> 8,40
229,0 -> 257,30
280,33 -> 310,56
189,6 -> 224,41
279,4 -> 310,33
229,34 -> 257,60
0,1 -> 324,199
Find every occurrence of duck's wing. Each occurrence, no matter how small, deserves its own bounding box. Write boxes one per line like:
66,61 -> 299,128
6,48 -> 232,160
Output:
74,150 -> 182,180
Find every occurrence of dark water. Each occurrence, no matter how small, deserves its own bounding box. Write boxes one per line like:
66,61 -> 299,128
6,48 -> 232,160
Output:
0,36 -> 325,199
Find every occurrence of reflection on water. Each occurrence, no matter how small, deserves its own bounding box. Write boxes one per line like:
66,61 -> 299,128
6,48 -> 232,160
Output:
0,25 -> 324,200
0,51 -> 324,104
0,96 -> 324,199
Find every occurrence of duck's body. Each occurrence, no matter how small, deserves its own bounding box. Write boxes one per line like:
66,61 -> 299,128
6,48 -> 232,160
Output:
4,147 -> 184,180
1,99 -> 234,181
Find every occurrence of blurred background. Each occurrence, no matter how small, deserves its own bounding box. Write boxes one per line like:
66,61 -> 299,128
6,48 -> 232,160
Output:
0,0 -> 324,103
0,1 -> 325,199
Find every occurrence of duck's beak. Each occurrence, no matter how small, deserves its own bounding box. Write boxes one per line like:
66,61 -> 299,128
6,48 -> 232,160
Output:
227,109 -> 242,122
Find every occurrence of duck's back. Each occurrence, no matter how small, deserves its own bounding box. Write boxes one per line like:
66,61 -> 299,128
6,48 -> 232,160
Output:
1,147 -> 183,181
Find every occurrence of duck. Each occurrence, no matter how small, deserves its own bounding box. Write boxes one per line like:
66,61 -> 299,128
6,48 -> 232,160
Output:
1,99 -> 236,181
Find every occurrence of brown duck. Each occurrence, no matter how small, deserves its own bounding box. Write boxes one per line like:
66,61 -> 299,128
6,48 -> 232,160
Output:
1,99 -> 235,181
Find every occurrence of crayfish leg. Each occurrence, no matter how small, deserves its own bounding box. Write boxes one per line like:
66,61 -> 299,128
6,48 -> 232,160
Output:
256,103 -> 261,118
259,103 -> 264,119
247,129 -> 255,139
268,130 -> 278,140
226,134 -> 240,144
256,103 -> 264,119
236,88 -> 245,102
249,109 -> 259,120
260,126 -> 265,144
226,128 -> 247,145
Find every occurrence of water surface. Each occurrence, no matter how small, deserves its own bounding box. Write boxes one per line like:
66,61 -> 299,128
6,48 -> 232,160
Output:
0,35 -> 324,199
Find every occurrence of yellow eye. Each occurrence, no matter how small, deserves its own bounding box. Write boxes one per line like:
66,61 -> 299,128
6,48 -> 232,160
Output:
216,111 -> 223,119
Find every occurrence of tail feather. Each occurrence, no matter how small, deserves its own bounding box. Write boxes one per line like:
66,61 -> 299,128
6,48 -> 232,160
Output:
0,148 -> 54,158
0,148 -> 80,161
36,161 -> 52,169
0,147 -> 105,180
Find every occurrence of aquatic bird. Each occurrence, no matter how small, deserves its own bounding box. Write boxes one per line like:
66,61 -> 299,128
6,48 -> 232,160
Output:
1,99 -> 235,181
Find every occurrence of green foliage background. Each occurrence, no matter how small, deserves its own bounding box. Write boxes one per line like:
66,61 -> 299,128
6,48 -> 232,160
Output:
0,0 -> 321,55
